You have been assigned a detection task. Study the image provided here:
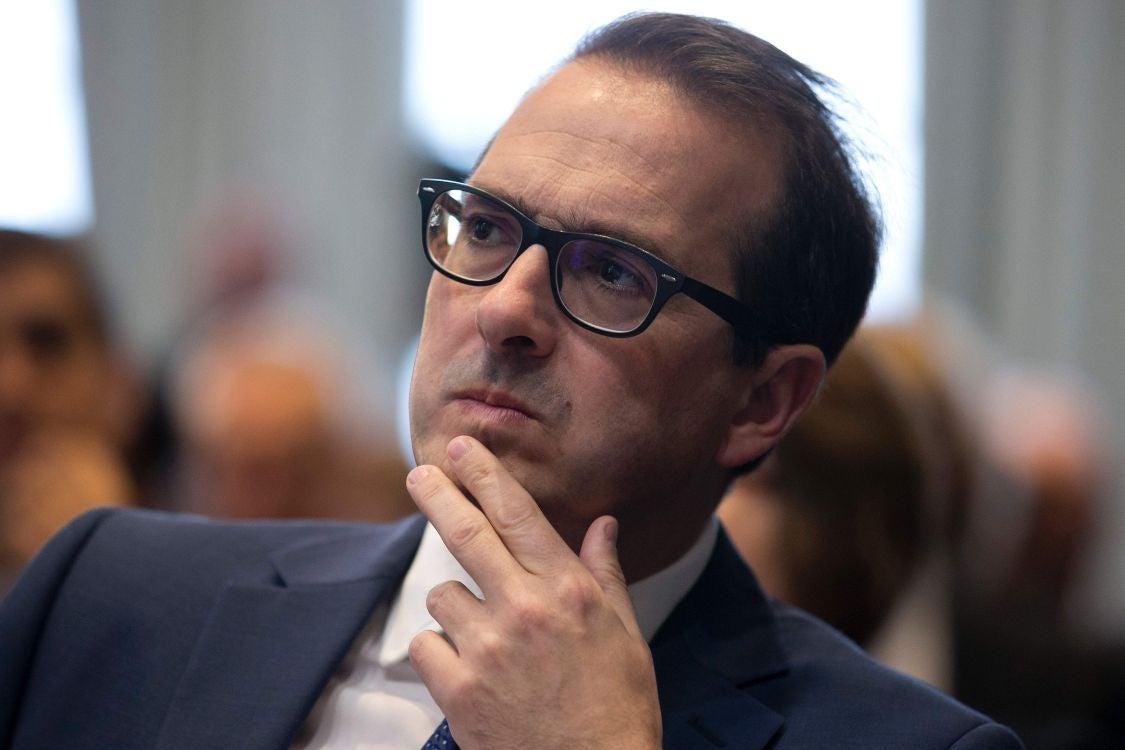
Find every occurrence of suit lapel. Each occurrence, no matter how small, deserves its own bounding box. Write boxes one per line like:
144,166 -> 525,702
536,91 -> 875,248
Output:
155,515 -> 427,750
153,519 -> 783,749
652,529 -> 789,750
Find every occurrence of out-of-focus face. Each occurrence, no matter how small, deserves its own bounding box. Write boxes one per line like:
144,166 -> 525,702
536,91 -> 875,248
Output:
0,261 -> 114,463
409,59 -> 784,576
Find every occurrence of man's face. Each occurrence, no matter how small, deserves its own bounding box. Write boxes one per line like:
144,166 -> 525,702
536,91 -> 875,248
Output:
410,59 -> 782,566
0,261 -> 113,463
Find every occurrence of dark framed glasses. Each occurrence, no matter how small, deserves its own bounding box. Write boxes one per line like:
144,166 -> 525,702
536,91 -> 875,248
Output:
417,178 -> 761,338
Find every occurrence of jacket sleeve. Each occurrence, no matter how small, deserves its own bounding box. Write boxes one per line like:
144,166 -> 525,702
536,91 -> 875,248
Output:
950,721 -> 1025,750
0,508 -> 117,746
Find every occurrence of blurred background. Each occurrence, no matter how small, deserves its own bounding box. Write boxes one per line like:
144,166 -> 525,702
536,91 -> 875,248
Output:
1,0 -> 1123,743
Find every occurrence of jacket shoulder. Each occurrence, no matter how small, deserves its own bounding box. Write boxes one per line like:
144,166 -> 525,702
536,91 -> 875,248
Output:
765,603 -> 1023,749
0,508 -> 424,748
9,507 -> 423,599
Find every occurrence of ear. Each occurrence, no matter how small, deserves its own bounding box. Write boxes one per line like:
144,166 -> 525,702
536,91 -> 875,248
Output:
716,344 -> 826,469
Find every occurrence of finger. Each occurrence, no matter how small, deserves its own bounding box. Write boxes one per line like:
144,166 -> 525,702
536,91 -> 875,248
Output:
408,629 -> 463,709
426,580 -> 485,648
406,463 -> 524,590
579,516 -> 643,639
445,435 -> 574,577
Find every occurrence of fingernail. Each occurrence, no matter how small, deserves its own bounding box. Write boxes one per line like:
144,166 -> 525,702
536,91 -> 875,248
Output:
447,436 -> 470,462
406,465 -> 430,486
604,517 -> 619,544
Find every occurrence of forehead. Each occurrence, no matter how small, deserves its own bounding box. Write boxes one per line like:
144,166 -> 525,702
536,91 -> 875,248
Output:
470,59 -> 782,284
0,261 -> 96,329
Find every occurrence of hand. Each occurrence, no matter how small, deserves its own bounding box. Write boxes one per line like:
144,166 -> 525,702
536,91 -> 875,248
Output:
406,435 -> 662,750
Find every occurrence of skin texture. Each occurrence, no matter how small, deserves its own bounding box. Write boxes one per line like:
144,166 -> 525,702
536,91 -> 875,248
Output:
407,59 -> 826,750
409,59 -> 823,582
408,437 -> 661,750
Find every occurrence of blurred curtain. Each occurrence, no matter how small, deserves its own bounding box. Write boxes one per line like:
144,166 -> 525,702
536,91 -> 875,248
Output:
923,0 -> 1125,633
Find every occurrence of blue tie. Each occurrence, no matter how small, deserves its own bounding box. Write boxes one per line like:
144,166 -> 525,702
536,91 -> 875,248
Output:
422,718 -> 459,750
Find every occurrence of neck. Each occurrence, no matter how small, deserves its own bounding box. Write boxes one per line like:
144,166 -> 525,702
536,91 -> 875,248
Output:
616,513 -> 713,584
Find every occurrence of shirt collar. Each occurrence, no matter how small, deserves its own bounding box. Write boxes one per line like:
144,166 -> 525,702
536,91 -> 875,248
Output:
378,517 -> 719,666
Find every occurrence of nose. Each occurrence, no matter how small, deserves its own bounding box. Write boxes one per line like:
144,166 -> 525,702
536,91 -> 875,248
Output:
475,245 -> 560,357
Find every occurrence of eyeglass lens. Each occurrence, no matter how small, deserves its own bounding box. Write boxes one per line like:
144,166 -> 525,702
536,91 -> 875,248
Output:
426,188 -> 660,333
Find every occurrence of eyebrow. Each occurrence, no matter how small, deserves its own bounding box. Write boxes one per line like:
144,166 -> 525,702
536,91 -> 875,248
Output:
469,181 -> 674,263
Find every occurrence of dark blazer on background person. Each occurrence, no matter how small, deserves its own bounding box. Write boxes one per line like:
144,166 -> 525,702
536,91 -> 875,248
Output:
0,508 -> 1021,749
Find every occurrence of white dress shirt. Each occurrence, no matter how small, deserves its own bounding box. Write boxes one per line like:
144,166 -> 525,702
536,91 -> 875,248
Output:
292,518 -> 719,749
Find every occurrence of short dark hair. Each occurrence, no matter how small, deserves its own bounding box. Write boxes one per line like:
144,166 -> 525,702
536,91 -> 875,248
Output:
0,228 -> 111,344
573,12 -> 880,367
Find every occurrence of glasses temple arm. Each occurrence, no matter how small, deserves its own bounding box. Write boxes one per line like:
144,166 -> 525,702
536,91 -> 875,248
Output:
680,278 -> 763,340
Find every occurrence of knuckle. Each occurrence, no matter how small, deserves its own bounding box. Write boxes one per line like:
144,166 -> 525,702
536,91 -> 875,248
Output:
556,576 -> 602,623
507,590 -> 550,630
491,495 -> 537,534
445,516 -> 487,552
474,628 -> 505,663
460,458 -> 496,494
555,572 -> 598,612
413,472 -> 446,504
407,631 -> 434,669
425,580 -> 458,614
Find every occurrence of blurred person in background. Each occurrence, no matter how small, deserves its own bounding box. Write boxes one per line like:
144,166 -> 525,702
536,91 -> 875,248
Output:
718,319 -> 972,688
167,289 -> 415,522
130,197 -> 291,506
0,229 -> 140,591
134,196 -> 413,523
722,310 -> 1125,749
889,308 -> 1124,748
967,372 -> 1105,626
954,370 -> 1124,750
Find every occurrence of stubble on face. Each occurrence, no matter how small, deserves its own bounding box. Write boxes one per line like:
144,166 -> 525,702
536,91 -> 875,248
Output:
407,59 -> 786,574
437,347 -> 570,453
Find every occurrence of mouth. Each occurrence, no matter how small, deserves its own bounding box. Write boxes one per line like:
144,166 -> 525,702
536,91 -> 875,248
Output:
451,388 -> 540,424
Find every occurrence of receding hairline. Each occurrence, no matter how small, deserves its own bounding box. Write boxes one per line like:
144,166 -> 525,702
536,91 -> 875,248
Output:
476,54 -> 790,255
564,13 -> 880,370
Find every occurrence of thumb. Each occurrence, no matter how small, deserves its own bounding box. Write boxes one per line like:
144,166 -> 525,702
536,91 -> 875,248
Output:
579,516 -> 641,637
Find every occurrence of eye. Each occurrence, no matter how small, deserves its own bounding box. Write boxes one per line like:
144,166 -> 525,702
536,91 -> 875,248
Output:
597,258 -> 640,288
21,317 -> 74,361
470,217 -> 505,244
458,207 -> 520,251
563,242 -> 654,297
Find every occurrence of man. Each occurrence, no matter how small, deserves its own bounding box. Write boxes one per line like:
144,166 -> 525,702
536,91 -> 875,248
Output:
0,13 -> 1021,750
0,230 -> 137,591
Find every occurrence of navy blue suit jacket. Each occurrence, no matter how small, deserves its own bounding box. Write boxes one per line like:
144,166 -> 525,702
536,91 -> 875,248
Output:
0,508 -> 1022,749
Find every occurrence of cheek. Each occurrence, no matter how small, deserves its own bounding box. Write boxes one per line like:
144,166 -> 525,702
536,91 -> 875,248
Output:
409,285 -> 475,456
408,341 -> 447,461
37,358 -> 110,424
623,334 -> 731,408
568,344 -> 712,454
415,285 -> 468,377
618,341 -> 736,452
420,278 -> 480,345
